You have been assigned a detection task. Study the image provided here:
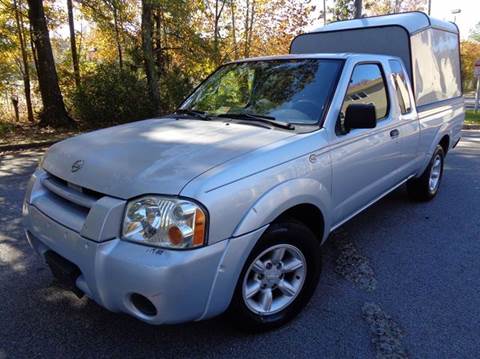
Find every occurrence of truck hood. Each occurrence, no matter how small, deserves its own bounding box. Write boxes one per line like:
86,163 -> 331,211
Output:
42,118 -> 294,199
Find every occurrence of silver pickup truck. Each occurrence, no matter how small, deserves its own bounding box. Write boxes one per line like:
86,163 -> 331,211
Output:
23,12 -> 464,331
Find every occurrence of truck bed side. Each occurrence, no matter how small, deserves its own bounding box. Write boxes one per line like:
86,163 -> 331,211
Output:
415,97 -> 464,173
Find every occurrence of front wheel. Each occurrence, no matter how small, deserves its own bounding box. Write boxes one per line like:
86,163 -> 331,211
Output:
227,221 -> 321,332
407,145 -> 444,201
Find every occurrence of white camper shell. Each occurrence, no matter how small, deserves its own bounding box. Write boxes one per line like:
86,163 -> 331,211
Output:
290,12 -> 462,109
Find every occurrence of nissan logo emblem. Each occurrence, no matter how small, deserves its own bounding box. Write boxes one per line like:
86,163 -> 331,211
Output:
71,160 -> 84,173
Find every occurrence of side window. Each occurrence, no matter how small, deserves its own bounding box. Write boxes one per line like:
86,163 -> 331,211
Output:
340,63 -> 389,124
389,60 -> 412,115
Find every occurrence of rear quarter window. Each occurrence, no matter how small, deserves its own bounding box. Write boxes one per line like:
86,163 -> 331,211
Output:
389,60 -> 412,115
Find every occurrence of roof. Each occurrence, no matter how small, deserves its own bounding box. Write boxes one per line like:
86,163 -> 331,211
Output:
307,11 -> 458,35
228,53 -> 397,64
230,53 -> 351,63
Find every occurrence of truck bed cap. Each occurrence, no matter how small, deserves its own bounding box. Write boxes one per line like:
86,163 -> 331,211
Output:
308,11 -> 458,35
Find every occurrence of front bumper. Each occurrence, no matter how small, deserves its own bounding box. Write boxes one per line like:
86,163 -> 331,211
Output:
24,204 -> 265,324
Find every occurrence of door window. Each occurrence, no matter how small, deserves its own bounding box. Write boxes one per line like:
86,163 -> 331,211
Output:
338,63 -> 389,133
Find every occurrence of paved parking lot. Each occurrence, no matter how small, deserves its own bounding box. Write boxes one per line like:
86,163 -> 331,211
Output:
1,130 -> 479,358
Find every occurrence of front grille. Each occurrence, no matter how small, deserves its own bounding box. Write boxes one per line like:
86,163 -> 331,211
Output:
31,172 -> 105,233
41,174 -> 102,210
42,174 -> 103,210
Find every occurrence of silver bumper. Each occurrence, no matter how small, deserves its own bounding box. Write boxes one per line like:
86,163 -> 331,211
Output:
24,204 -> 265,324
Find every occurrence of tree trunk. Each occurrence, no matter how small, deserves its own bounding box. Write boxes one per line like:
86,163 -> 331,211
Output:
142,0 -> 160,113
246,0 -> 255,57
214,0 -> 219,56
27,0 -> 72,127
154,10 -> 163,74
29,23 -> 39,75
11,96 -> 20,123
14,0 -> 34,123
112,1 -> 123,69
213,0 -> 226,64
67,0 -> 80,87
230,0 -> 238,59
323,0 -> 327,24
354,0 -> 362,18
244,0 -> 249,57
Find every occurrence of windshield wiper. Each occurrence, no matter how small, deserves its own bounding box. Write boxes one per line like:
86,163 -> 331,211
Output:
216,113 -> 295,130
174,109 -> 212,121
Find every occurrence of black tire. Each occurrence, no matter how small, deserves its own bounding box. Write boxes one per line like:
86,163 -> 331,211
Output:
407,145 -> 444,201
227,220 -> 322,332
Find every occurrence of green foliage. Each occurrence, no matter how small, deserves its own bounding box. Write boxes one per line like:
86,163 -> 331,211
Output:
460,41 -> 480,91
465,110 -> 480,124
0,121 -> 16,138
71,63 -> 155,126
331,0 -> 354,21
158,67 -> 195,112
470,22 -> 480,43
0,2 -> 20,94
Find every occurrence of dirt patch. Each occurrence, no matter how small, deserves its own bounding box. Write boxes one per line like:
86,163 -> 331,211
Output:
362,302 -> 408,359
332,230 -> 377,292
0,123 -> 79,148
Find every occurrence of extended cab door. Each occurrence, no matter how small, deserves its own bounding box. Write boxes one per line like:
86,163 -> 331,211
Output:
387,59 -> 420,176
329,60 -> 417,227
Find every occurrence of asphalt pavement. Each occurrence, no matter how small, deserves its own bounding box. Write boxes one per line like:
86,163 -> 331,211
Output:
1,130 -> 479,358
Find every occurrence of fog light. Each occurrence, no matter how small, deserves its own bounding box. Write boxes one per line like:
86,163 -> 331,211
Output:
130,293 -> 157,317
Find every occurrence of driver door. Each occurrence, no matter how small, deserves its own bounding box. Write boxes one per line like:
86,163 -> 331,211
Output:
330,62 -> 405,227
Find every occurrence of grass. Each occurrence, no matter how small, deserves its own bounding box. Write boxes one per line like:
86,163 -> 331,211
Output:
465,110 -> 480,124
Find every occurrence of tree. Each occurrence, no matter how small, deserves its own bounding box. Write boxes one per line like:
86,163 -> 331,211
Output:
470,23 -> 480,43
213,0 -> 227,63
331,0 -> 354,20
460,40 -> 480,91
230,0 -> 238,58
365,0 -> 426,15
77,0 -> 130,69
244,0 -> 256,57
354,0 -> 362,18
28,0 -> 72,127
67,0 -> 80,87
110,0 -> 124,69
142,0 -> 160,113
13,0 -> 34,122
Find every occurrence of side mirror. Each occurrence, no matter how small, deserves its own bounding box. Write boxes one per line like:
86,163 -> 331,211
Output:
344,104 -> 377,130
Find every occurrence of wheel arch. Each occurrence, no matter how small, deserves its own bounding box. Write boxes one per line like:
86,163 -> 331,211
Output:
439,134 -> 450,155
232,178 -> 331,243
417,130 -> 451,177
273,203 -> 325,243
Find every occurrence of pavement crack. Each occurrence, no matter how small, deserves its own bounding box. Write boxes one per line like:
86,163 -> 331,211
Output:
362,302 -> 408,359
332,230 -> 377,292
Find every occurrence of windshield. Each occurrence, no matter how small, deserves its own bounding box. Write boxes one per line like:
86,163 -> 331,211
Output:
180,59 -> 343,125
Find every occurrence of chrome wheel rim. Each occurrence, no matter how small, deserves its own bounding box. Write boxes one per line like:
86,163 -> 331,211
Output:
242,244 -> 306,316
429,154 -> 442,193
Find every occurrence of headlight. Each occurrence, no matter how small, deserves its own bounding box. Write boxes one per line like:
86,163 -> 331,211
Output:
122,196 -> 207,249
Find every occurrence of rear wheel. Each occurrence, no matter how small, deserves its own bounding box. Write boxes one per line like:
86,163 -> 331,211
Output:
407,145 -> 444,201
227,221 -> 321,332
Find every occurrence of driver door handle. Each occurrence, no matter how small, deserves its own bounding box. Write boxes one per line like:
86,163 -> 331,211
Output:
390,129 -> 400,139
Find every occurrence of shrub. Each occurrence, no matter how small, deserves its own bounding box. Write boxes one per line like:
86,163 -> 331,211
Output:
159,67 -> 194,113
71,63 -> 155,127
0,121 -> 16,139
